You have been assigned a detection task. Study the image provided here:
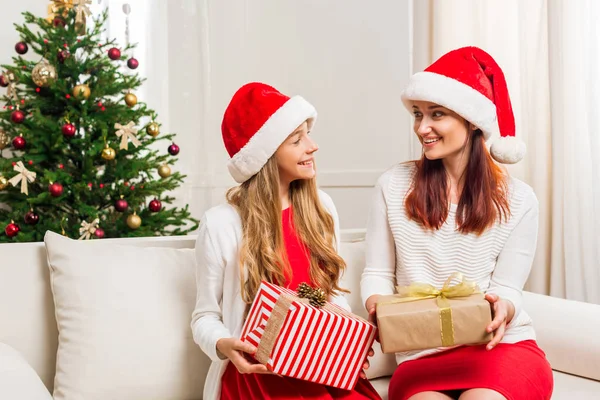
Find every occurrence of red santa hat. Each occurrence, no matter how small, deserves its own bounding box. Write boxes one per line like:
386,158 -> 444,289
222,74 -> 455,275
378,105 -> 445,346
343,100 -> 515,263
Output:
401,46 -> 525,164
222,82 -> 317,183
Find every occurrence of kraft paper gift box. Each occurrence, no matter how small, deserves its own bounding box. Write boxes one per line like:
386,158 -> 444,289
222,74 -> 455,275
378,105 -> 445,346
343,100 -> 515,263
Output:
240,281 -> 376,390
376,273 -> 493,354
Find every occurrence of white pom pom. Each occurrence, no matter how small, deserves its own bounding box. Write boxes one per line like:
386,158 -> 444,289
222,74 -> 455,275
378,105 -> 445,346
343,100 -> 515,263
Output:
490,136 -> 526,164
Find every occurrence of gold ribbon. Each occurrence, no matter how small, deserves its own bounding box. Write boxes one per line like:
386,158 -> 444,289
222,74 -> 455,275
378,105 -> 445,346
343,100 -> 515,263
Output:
73,0 -> 91,34
9,161 -> 36,196
115,122 -> 141,150
47,0 -> 74,22
78,218 -> 99,240
380,273 -> 480,347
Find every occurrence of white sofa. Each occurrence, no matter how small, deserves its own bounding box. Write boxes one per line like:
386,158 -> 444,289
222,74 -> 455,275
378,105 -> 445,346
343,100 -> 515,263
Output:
0,229 -> 599,399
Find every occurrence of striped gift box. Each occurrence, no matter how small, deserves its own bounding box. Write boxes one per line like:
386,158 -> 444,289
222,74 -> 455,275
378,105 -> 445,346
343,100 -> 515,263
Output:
240,281 -> 376,390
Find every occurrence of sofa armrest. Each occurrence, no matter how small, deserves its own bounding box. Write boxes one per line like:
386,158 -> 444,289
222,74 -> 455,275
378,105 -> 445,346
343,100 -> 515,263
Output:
0,343 -> 53,400
523,291 -> 600,381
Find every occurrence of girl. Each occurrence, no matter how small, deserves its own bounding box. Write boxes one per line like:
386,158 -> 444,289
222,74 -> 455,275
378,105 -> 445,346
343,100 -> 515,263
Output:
361,47 -> 553,400
192,82 -> 381,400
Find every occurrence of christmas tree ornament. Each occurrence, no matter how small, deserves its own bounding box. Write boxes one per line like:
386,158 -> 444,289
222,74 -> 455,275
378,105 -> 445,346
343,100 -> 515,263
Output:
57,49 -> 70,63
146,122 -> 159,137
168,143 -> 180,155
11,109 -> 25,124
157,163 -> 171,178
0,129 -> 10,149
101,144 -> 116,160
24,210 -> 40,225
108,47 -> 121,60
73,0 -> 91,35
0,176 -> 8,190
126,212 -> 141,229
78,218 -> 99,240
53,16 -> 66,27
49,182 -> 64,197
12,135 -> 26,150
0,74 -> 8,87
9,161 -> 36,195
47,0 -> 74,23
72,84 -> 91,99
62,123 -> 76,138
32,61 -> 57,87
115,196 -> 128,212
149,198 -> 162,212
115,121 -> 141,149
127,58 -> 139,69
15,41 -> 28,55
94,228 -> 105,239
124,92 -> 137,107
5,221 -> 20,238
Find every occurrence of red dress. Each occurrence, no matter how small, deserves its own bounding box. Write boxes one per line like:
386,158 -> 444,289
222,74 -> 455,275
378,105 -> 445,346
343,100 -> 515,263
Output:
388,340 -> 554,400
221,207 -> 381,400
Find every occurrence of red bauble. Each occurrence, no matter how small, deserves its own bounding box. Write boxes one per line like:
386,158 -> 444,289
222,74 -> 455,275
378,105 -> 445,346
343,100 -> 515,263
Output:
0,75 -> 8,87
149,199 -> 162,213
57,50 -> 70,63
62,123 -> 76,138
15,42 -> 28,55
11,110 -> 25,124
12,136 -> 26,150
24,211 -> 39,225
49,182 -> 63,197
108,47 -> 121,60
168,143 -> 180,156
94,228 -> 105,239
5,222 -> 20,238
115,198 -> 128,212
127,58 -> 139,69
53,16 -> 66,27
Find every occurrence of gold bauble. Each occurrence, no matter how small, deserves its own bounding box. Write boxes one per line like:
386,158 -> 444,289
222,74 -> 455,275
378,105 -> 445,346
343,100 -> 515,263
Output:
146,122 -> 160,137
73,84 -> 91,100
32,61 -> 57,87
126,212 -> 142,229
101,144 -> 116,161
158,164 -> 171,178
0,129 -> 10,150
0,176 -> 8,190
124,93 -> 137,107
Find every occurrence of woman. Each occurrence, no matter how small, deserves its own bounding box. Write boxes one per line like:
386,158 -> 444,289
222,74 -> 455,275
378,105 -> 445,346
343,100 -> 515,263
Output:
361,47 -> 553,400
192,82 -> 380,400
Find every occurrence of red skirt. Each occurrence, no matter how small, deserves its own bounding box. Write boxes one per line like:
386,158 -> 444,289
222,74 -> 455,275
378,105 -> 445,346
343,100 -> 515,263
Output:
389,340 -> 553,400
220,361 -> 382,400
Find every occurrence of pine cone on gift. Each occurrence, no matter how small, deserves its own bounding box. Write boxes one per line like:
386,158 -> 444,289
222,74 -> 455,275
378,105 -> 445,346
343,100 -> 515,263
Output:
297,282 -> 313,298
297,282 -> 327,308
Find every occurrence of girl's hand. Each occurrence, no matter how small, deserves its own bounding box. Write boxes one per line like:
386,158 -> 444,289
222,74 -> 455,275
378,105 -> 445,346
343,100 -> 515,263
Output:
359,347 -> 375,379
484,293 -> 515,350
216,338 -> 272,374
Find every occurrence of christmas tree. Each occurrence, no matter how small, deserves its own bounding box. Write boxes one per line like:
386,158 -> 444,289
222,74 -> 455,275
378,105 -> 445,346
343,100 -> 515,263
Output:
0,1 -> 198,242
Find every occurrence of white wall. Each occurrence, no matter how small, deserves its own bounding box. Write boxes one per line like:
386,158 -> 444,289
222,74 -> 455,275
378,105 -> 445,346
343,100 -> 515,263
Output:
166,0 -> 413,229
1,0 -> 413,230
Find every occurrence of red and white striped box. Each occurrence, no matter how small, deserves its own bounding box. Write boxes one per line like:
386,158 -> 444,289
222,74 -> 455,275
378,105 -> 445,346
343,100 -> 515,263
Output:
240,281 -> 376,390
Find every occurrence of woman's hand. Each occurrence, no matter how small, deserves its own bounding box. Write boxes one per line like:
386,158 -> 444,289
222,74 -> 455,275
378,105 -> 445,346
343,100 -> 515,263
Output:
365,294 -> 382,342
484,293 -> 515,350
359,347 -> 375,379
216,338 -> 272,374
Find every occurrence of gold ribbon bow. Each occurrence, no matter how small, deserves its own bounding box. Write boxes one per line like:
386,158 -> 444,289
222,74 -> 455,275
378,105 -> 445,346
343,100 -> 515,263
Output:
78,218 -> 99,240
9,161 -> 37,196
296,282 -> 327,308
73,0 -> 91,34
115,122 -> 141,150
3,72 -> 17,101
387,272 -> 480,347
47,0 -> 74,22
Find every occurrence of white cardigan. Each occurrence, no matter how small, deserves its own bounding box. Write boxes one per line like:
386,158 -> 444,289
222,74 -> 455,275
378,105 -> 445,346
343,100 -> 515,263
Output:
191,190 -> 350,400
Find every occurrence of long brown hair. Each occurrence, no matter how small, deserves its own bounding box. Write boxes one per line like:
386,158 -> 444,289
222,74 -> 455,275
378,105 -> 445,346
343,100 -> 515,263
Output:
226,157 -> 348,304
405,130 -> 510,235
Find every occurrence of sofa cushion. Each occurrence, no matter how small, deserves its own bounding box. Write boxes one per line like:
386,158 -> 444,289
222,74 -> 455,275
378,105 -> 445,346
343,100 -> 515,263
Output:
44,231 -> 208,400
0,342 -> 53,400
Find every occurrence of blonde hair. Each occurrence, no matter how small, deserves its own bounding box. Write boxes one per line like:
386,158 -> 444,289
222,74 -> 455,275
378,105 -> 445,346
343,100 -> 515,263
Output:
226,157 -> 348,304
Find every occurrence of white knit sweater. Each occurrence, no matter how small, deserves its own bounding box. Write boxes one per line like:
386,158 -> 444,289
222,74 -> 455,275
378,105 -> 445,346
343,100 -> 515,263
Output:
361,163 -> 538,364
